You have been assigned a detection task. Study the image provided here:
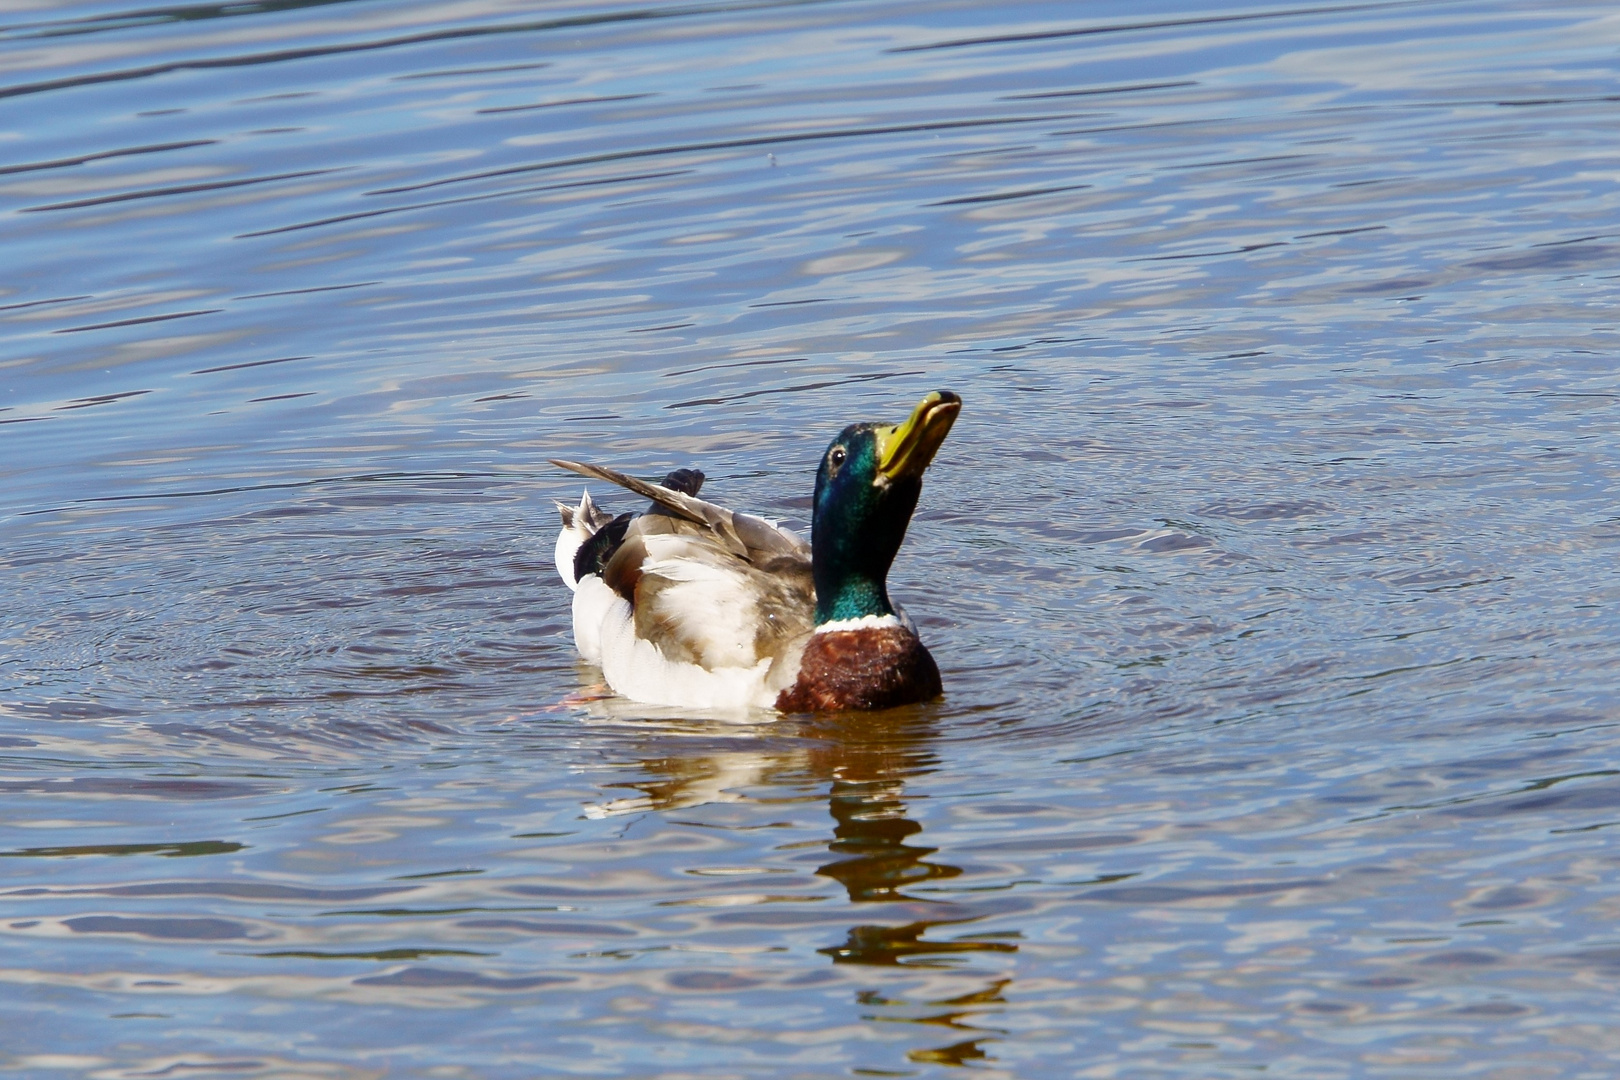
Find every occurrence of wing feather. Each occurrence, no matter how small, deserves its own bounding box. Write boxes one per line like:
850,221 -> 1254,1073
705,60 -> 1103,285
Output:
550,459 -> 807,562
600,516 -> 812,671
554,459 -> 815,691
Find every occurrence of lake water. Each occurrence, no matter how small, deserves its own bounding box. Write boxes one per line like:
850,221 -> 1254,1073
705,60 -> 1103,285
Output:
4,0 -> 1620,1075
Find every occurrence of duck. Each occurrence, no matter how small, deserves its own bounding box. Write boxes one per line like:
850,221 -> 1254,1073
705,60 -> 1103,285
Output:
551,389 -> 961,712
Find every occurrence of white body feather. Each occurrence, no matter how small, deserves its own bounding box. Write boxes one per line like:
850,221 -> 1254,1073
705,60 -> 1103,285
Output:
553,489 -> 602,591
553,485 -> 808,711
571,576 -> 616,665
814,613 -> 903,634
597,593 -> 782,710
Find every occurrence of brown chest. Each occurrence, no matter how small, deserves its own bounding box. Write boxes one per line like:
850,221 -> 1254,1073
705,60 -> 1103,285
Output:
775,625 -> 942,713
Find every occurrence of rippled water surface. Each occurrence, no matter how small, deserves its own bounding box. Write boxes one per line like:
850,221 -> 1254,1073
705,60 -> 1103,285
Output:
5,0 -> 1620,1075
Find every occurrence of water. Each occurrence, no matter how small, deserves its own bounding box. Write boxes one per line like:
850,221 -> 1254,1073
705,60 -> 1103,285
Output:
3,0 -> 1620,1074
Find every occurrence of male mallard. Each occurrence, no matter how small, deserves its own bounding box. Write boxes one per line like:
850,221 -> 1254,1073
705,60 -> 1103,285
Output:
552,390 -> 961,712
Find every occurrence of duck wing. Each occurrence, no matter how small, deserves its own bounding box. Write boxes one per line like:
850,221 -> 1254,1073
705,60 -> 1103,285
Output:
552,460 -> 814,677
549,459 -> 808,563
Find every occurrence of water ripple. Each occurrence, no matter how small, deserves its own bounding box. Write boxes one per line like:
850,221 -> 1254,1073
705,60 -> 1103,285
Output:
3,0 -> 1620,1074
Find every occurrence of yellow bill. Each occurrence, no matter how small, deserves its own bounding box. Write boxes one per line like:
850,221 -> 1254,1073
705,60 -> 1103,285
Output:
875,390 -> 961,483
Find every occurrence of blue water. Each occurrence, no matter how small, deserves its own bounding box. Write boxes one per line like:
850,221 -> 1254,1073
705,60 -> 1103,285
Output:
3,0 -> 1620,1075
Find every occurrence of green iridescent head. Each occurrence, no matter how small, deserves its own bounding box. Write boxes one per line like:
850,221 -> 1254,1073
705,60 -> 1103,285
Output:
811,390 -> 961,625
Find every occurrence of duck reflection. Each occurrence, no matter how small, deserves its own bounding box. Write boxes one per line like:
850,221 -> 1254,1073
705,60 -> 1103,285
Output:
800,713 -> 1013,967
800,714 -> 1015,1066
592,708 -> 1015,1066
813,722 -> 959,903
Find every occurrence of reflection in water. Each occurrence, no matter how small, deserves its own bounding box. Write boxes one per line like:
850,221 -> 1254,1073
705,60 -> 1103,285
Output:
806,713 -> 1017,1066
822,917 -> 1016,967
609,712 -> 1017,1067
818,780 -> 959,903
582,746 -> 771,819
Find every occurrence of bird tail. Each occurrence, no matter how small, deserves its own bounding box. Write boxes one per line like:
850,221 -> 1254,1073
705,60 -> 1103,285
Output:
553,489 -> 609,590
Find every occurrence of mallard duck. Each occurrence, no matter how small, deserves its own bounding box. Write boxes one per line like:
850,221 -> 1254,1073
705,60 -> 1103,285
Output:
552,390 -> 961,712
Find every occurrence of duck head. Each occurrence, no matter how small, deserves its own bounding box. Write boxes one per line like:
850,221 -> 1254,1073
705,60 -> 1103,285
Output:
811,390 -> 961,625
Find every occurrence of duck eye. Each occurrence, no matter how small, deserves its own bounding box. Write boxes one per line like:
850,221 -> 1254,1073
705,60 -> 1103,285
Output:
829,447 -> 846,468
